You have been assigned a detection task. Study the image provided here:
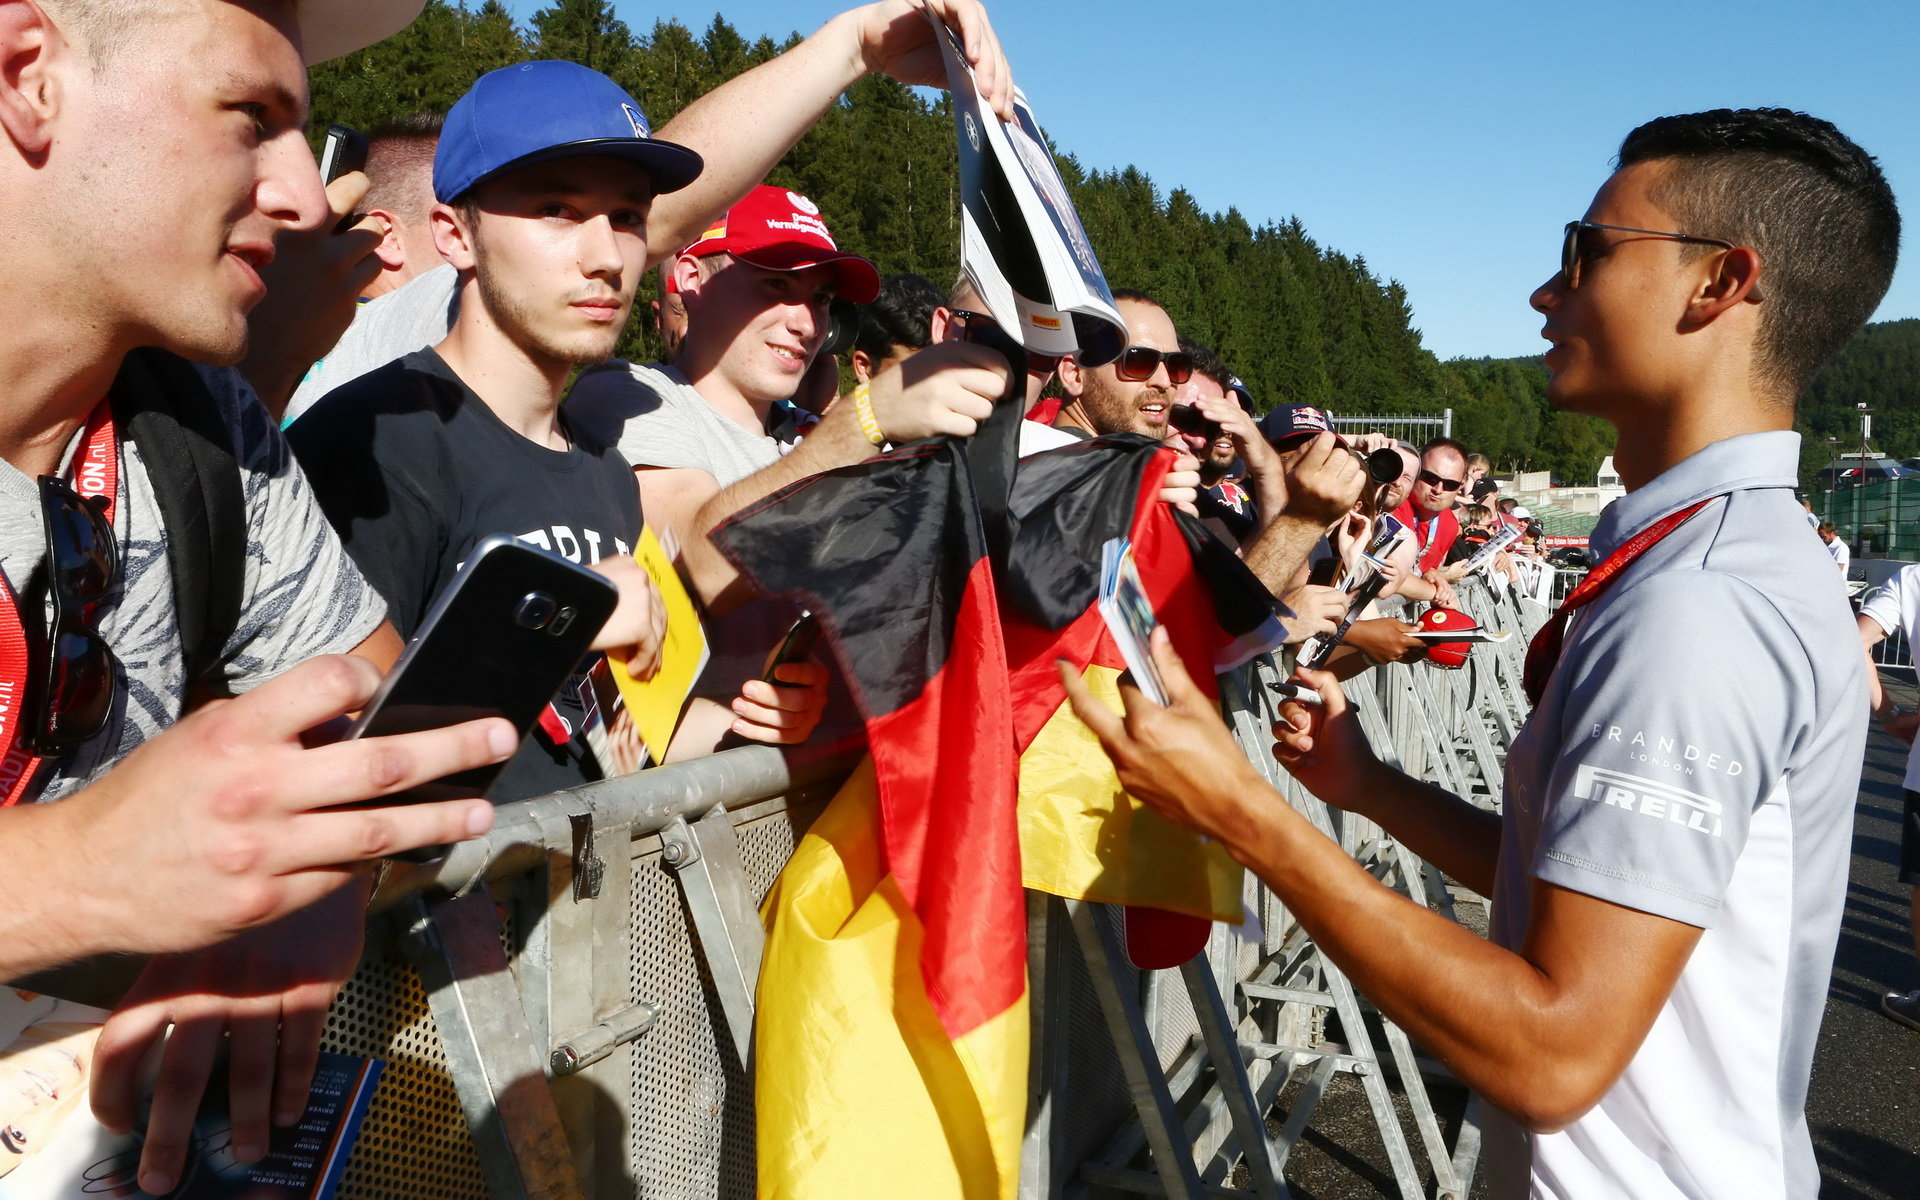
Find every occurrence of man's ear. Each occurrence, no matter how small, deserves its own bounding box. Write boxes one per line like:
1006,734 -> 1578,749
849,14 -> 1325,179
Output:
1056,353 -> 1086,398
430,202 -> 476,272
849,348 -> 874,384
1688,245 -> 1764,327
672,254 -> 703,305
927,305 -> 956,343
365,208 -> 407,272
0,0 -> 59,159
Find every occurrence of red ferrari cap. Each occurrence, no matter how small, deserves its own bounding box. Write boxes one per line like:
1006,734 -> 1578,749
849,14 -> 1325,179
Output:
1418,606 -> 1476,669
680,185 -> 880,303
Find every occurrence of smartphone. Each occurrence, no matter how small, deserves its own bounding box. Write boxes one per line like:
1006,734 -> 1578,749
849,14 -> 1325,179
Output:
761,612 -> 822,688
349,536 -> 618,822
318,123 -> 369,186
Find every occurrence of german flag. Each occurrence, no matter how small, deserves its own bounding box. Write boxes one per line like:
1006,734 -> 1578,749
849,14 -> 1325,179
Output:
713,422 -> 1276,1197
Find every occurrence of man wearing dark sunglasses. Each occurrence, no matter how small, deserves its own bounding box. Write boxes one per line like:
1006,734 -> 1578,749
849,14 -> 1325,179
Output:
1064,108 -> 1898,1200
1387,436 -> 1471,607
1053,290 -> 1192,441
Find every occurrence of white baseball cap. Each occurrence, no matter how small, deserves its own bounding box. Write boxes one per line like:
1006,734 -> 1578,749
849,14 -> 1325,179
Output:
1510,505 -> 1533,519
298,0 -> 425,64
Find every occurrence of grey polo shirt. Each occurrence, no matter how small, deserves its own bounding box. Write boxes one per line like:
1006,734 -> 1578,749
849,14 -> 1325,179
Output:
1482,431 -> 1865,1200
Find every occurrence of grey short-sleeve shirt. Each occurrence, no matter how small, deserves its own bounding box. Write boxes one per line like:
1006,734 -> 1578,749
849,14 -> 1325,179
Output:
564,360 -> 783,489
0,365 -> 386,803
1483,431 -> 1864,1200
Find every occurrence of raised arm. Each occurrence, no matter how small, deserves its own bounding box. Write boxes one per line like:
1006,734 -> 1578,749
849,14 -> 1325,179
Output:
647,0 -> 1012,263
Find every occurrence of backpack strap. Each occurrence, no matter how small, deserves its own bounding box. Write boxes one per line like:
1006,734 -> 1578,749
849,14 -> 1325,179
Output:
109,349 -> 246,695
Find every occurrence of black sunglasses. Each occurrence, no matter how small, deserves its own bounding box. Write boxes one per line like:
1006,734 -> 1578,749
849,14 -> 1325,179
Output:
1113,345 -> 1194,385
25,476 -> 120,755
1417,468 -> 1465,493
1560,220 -> 1735,289
949,310 -> 1065,375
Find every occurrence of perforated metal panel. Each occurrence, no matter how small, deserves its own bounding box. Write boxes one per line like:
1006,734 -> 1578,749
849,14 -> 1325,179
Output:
322,943 -> 489,1199
625,798 -> 823,1200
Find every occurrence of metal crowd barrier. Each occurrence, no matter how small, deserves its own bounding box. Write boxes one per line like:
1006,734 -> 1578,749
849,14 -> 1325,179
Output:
311,572 -> 1546,1200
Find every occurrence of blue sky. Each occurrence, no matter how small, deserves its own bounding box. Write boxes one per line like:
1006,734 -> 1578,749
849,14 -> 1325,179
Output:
598,0 -> 1920,361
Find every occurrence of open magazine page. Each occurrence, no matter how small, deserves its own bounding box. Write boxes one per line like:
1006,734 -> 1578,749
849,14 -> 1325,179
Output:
0,990 -> 380,1199
1459,523 -> 1522,575
930,14 -> 1124,365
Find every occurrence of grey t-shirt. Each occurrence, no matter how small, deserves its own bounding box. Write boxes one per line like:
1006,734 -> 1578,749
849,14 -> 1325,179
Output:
564,360 -> 783,488
1482,431 -> 1864,1199
0,365 -> 386,802
284,263 -> 460,424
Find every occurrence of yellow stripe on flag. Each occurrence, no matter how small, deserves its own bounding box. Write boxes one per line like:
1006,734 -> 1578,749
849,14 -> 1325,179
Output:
756,759 -> 1028,1200
1018,665 -> 1243,921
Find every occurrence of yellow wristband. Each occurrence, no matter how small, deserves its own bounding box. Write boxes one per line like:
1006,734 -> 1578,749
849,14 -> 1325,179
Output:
851,383 -> 886,447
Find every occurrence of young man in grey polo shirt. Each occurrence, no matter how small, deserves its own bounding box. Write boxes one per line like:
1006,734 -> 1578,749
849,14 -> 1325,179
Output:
1062,108 -> 1898,1199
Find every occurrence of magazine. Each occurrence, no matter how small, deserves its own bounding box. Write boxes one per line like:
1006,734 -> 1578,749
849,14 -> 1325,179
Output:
1098,539 -> 1170,706
1458,523 -> 1523,576
931,13 -> 1126,366
608,524 -> 710,767
0,990 -> 381,1199
1298,522 -> 1413,670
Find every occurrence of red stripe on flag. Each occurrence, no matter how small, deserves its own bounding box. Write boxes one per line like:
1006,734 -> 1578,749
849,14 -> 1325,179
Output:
865,556 -> 1023,1039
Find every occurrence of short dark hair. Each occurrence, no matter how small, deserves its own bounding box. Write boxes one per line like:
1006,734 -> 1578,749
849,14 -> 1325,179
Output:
1178,337 -> 1232,391
1420,435 -> 1469,463
1111,287 -> 1164,310
363,113 -> 444,228
855,273 -> 944,364
1617,108 -> 1901,400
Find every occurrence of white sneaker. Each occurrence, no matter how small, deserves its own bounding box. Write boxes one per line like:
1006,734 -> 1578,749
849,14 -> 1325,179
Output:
1880,990 -> 1920,1033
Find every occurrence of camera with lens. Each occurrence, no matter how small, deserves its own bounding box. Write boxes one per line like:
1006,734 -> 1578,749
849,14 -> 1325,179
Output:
1168,403 -> 1224,444
819,297 -> 862,358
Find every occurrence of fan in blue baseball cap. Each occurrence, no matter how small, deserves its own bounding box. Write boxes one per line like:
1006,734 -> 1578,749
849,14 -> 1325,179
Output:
433,60 -> 703,204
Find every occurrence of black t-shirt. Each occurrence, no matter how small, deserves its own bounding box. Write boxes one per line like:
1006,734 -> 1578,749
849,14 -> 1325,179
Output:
289,349 -> 642,801
1197,477 -> 1260,547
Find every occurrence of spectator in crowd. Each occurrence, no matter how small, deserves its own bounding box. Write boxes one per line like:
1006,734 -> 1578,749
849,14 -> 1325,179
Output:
932,274 -> 1075,453
1818,520 -> 1850,574
357,114 -> 448,300
566,185 -> 1010,707
1856,568 -> 1920,1032
283,113 -> 458,422
1464,450 -> 1492,488
1052,289 -> 1183,441
0,0 -> 529,1191
851,272 -> 945,384
1390,435 -> 1471,606
1171,340 -> 1268,547
278,0 -> 1020,424
289,64 -> 829,797
1068,106 -> 1896,1200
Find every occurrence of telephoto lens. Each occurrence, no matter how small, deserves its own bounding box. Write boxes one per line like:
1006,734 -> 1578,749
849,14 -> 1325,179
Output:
1365,447 -> 1402,483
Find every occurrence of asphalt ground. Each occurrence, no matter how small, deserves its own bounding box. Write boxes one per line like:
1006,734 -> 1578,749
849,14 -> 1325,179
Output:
1245,670 -> 1920,1199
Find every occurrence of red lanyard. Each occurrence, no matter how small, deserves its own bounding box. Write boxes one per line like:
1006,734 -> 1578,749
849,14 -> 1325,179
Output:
1522,496 -> 1720,706
0,405 -> 118,806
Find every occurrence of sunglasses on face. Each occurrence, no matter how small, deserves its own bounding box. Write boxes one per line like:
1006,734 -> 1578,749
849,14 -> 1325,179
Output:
948,310 -> 1065,375
1418,468 -> 1465,493
1559,221 -> 1736,290
26,476 -> 120,755
1112,345 -> 1194,385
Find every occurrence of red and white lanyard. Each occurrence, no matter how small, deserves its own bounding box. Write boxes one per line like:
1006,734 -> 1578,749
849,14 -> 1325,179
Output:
1522,495 -> 1721,706
0,405 -> 118,806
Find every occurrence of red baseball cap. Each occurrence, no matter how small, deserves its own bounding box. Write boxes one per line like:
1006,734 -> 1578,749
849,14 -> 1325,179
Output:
680,185 -> 880,303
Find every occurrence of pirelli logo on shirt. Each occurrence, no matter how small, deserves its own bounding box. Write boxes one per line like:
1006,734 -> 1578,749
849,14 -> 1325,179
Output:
1571,765 -> 1725,838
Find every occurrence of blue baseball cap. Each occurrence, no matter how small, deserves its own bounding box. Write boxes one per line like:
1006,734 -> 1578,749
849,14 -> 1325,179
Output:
433,61 -> 704,204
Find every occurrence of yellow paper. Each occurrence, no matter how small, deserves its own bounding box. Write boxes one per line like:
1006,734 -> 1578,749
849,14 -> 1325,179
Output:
610,526 -> 709,763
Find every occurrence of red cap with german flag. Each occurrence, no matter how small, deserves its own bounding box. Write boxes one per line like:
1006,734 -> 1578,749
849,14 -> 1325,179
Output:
676,184 -> 880,303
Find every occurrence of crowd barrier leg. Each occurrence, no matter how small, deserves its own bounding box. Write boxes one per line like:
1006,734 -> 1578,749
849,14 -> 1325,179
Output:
1064,898 -> 1211,1198
402,891 -> 584,1199
659,808 -> 765,1069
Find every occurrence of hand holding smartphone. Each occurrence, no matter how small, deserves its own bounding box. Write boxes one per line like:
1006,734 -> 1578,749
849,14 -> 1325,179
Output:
349,538 -> 617,856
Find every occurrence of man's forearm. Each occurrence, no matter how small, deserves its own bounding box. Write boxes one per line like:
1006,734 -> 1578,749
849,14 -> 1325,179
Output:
648,12 -> 866,263
1338,758 -> 1502,896
682,413 -> 875,608
1218,788 -> 1649,1129
1240,515 -> 1324,596
0,804 -> 115,978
